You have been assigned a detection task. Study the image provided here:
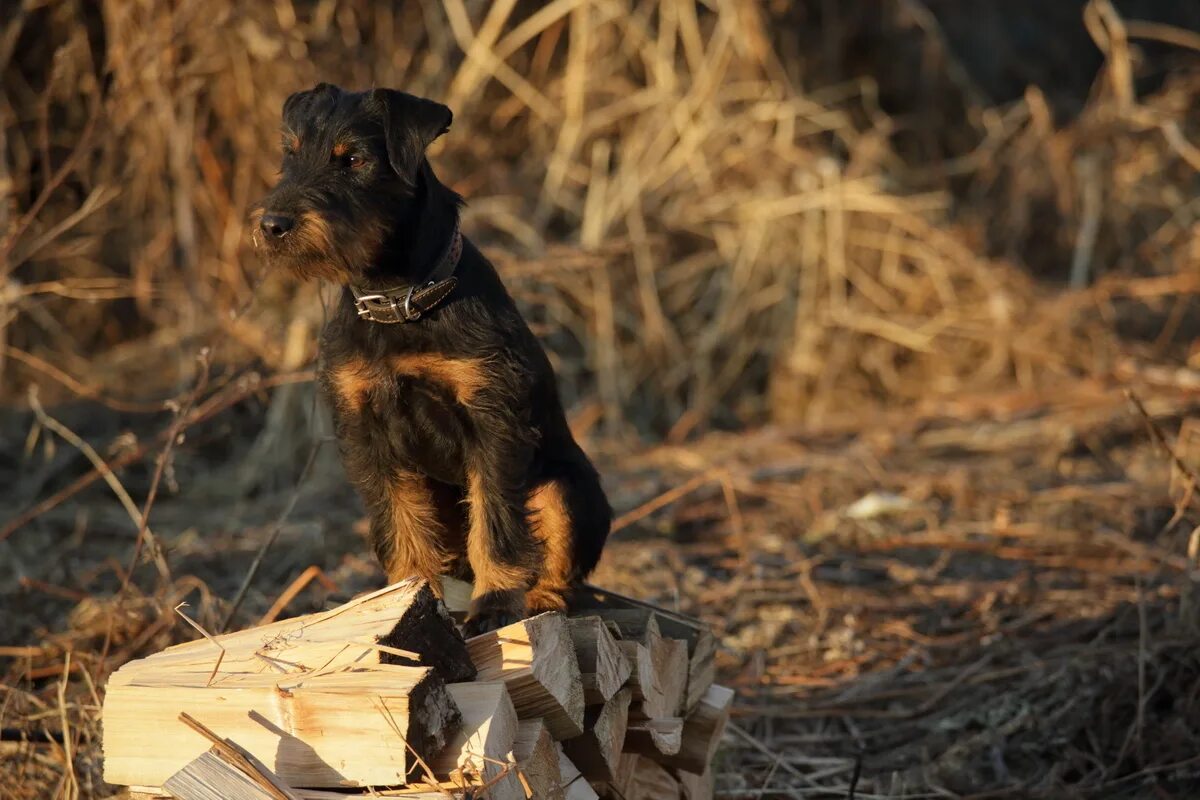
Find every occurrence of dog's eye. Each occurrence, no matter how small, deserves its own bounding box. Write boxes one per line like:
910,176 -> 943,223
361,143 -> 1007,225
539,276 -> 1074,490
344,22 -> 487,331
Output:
347,155 -> 364,168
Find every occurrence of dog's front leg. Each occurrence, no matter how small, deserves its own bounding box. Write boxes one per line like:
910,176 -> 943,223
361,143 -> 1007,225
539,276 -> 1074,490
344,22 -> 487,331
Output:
461,418 -> 540,636
368,471 -> 451,587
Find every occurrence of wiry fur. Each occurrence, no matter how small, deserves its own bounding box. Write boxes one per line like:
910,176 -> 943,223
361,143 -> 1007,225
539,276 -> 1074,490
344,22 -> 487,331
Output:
255,83 -> 611,634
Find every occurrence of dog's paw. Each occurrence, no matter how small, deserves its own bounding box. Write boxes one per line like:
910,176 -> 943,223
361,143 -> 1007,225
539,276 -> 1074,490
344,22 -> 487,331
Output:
525,586 -> 568,615
463,589 -> 527,637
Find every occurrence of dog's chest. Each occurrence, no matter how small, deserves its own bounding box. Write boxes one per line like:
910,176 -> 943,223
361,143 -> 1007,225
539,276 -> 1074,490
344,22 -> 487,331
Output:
322,351 -> 485,484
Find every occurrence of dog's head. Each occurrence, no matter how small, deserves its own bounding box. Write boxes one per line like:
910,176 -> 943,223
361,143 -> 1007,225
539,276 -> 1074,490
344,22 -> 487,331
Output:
253,83 -> 452,283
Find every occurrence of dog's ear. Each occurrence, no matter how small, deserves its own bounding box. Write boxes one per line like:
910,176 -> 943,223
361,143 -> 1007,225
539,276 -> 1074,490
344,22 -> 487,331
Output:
371,89 -> 453,179
282,83 -> 341,129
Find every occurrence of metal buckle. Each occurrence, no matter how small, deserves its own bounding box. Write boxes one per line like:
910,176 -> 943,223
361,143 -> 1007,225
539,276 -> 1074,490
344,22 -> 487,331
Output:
354,293 -> 386,319
402,285 -> 421,322
354,293 -> 404,323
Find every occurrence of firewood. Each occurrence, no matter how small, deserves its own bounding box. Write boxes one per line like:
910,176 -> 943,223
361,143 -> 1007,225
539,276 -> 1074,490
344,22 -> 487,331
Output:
104,581 -> 472,790
626,756 -> 682,800
585,611 -> 684,716
616,640 -> 669,721
571,588 -> 715,711
110,579 -> 475,686
558,749 -> 601,800
438,576 -> 473,619
467,613 -> 585,739
656,638 -> 689,717
561,687 -> 631,782
653,685 -> 734,775
677,766 -> 714,800
104,666 -> 460,789
513,719 -> 564,800
624,717 -> 683,757
161,750 -> 281,800
602,751 -> 639,798
566,617 -> 631,705
432,682 -> 522,800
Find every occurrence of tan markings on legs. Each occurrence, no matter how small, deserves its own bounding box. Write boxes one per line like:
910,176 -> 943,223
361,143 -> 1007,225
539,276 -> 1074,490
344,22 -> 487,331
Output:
391,354 -> 489,407
465,467 -> 534,603
526,480 -> 573,613
379,472 -> 451,585
328,357 -> 374,414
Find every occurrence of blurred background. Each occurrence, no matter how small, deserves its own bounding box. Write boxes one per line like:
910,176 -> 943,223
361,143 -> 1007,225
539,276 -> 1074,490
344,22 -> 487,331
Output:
3,0 -> 1200,797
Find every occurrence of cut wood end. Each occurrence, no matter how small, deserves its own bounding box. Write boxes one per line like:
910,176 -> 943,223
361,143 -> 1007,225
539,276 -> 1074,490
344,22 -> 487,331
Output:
467,612 -> 584,739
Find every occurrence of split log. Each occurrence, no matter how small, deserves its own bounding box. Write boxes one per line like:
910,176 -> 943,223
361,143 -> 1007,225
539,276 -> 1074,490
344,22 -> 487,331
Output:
104,580 -> 471,789
432,682 -> 522,800
513,719 -> 564,800
677,766 -> 714,800
467,613 -> 585,739
558,749 -> 601,800
624,717 -> 683,757
616,640 -> 669,721
438,576 -> 473,619
157,713 -> 298,800
602,751 -> 639,798
656,638 -> 689,718
112,580 -> 475,686
626,757 -> 682,800
586,609 -> 688,716
571,587 -> 715,711
567,617 -> 631,705
161,751 -> 281,800
653,685 -> 734,775
104,667 -> 460,789
561,687 -> 631,782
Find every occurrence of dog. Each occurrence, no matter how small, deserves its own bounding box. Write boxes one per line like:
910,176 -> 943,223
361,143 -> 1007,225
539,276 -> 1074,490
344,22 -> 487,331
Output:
254,83 -> 611,634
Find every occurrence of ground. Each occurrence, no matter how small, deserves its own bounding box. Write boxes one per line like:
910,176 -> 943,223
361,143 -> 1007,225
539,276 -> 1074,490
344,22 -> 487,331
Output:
3,377 -> 1200,798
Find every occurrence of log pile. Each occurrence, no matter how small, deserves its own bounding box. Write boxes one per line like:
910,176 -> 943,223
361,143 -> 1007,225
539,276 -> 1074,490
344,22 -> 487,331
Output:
105,578 -> 731,799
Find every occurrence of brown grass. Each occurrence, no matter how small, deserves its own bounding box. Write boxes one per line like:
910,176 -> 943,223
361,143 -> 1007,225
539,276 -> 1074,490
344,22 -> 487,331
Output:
3,0 -> 1200,797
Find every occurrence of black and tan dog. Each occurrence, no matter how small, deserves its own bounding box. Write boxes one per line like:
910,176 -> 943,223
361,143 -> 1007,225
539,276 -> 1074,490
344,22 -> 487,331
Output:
254,84 -> 611,634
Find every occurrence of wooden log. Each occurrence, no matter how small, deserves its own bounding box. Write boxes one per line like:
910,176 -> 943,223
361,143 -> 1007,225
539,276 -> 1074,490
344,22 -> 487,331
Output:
585,610 -> 690,717
616,640 -> 669,721
677,766 -> 714,800
513,719 -> 565,800
432,682 -> 522,800
570,588 -> 715,711
653,685 -> 734,775
561,687 -> 631,782
104,666 -> 460,789
130,787 -> 452,799
162,750 -> 281,800
602,751 -> 639,799
439,576 -> 473,619
626,757 -> 682,800
656,638 -> 689,718
608,612 -> 687,722
624,717 -> 683,757
566,617 -> 631,705
110,579 -> 475,686
467,612 -> 585,739
558,749 -> 601,800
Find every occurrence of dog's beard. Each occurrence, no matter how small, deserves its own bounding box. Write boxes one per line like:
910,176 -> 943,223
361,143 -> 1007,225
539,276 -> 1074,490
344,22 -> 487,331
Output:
255,211 -> 389,285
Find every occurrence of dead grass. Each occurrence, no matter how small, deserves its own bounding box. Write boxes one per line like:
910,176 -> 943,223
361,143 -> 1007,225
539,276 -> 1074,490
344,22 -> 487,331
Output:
3,0 -> 1200,798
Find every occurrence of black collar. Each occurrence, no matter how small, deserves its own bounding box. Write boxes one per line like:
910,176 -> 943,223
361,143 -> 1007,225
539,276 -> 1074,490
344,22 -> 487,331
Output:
349,219 -> 463,324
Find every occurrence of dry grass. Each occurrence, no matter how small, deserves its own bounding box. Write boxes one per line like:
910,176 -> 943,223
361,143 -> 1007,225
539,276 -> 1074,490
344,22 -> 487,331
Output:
2,0 -> 1200,797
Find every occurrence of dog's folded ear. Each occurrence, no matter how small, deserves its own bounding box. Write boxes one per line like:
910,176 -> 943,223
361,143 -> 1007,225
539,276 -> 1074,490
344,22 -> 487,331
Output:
371,88 -> 453,180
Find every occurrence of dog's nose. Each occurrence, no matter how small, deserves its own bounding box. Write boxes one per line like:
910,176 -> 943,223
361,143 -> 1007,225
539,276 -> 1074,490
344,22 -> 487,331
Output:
260,213 -> 295,239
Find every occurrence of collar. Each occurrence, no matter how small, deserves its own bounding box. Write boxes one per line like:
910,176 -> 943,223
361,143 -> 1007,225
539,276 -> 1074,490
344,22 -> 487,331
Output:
349,220 -> 463,324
